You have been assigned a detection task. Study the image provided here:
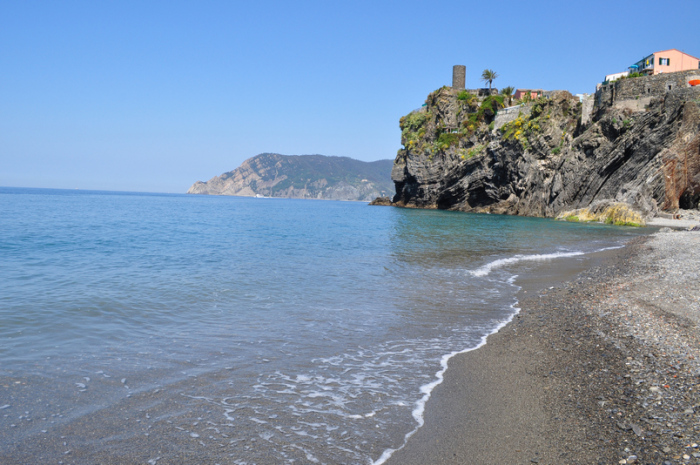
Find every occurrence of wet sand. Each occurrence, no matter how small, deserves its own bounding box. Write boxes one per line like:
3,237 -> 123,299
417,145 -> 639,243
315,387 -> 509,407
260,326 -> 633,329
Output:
387,231 -> 700,465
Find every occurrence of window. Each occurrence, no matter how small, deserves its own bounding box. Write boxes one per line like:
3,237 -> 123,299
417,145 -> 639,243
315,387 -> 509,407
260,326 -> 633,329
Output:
659,58 -> 670,66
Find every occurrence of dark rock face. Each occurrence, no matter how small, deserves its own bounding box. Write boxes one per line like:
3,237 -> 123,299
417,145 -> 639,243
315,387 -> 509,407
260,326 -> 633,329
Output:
368,196 -> 392,206
391,87 -> 700,218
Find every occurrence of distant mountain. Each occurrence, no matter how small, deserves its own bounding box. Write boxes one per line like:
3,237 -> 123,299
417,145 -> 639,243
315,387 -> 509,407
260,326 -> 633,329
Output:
187,153 -> 395,201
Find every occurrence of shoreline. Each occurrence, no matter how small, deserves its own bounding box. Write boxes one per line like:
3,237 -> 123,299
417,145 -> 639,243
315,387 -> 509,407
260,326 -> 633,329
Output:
385,230 -> 700,464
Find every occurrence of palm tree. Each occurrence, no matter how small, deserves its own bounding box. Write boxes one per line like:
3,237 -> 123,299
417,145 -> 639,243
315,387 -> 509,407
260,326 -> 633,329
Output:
481,69 -> 498,90
500,86 -> 514,106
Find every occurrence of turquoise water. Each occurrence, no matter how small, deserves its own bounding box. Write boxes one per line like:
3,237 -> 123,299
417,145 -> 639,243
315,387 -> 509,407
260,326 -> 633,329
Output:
0,187 -> 643,463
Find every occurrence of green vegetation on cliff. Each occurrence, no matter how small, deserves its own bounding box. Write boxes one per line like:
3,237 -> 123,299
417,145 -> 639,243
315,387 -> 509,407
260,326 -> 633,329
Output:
498,95 -> 579,152
398,87 -> 505,161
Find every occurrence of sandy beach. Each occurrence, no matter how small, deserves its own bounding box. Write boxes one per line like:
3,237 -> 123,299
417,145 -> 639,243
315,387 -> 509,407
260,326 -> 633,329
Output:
387,229 -> 700,465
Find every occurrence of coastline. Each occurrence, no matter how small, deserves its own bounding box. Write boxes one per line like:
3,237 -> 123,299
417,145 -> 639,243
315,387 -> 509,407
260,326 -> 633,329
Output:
385,230 -> 700,464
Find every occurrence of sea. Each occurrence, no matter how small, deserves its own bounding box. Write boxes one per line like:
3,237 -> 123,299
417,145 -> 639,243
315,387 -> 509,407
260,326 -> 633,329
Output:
0,187 -> 645,464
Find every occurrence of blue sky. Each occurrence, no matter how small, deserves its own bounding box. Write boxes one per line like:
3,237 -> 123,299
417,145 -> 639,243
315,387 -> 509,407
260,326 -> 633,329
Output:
2,0 -> 699,193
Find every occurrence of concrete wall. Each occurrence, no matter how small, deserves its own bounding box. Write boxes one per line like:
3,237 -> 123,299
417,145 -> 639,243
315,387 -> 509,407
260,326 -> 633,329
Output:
581,94 -> 595,126
493,104 -> 534,130
611,97 -> 653,113
668,85 -> 700,104
594,70 -> 700,116
458,88 -> 499,96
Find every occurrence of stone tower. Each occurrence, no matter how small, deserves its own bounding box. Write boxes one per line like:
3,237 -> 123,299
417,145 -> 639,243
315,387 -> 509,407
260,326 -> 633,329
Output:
452,65 -> 466,90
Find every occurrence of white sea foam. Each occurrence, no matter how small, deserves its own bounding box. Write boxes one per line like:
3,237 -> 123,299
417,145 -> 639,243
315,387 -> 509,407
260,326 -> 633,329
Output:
469,251 -> 586,277
372,281 -> 522,465
372,243 -> 631,464
470,244 -> 625,278
597,245 -> 625,252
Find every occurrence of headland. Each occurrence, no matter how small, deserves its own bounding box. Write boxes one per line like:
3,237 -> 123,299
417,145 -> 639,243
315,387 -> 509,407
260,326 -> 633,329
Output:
386,59 -> 700,227
187,153 -> 394,201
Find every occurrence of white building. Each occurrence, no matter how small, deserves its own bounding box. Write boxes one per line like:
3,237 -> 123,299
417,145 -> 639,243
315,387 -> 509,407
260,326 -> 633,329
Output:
604,71 -> 629,83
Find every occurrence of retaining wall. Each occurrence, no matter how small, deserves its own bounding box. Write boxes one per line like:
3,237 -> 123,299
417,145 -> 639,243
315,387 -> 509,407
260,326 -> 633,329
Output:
594,70 -> 700,115
493,103 -> 534,130
581,94 -> 595,125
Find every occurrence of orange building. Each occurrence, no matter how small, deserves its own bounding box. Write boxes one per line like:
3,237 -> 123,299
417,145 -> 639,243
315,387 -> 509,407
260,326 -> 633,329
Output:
513,89 -> 543,100
630,49 -> 700,75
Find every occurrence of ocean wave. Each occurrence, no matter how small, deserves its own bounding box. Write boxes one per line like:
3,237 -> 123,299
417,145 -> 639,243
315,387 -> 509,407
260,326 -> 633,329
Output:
469,250 -> 586,277
372,295 -> 521,465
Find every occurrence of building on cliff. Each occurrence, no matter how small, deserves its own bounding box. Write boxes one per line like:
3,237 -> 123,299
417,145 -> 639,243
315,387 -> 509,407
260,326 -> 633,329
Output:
629,49 -> 700,75
604,71 -> 629,84
450,65 -> 498,96
452,65 -> 466,90
514,89 -> 544,100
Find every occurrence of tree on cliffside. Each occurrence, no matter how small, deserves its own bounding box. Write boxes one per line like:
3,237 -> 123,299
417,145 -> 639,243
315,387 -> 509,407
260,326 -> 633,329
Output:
481,69 -> 498,89
500,86 -> 514,106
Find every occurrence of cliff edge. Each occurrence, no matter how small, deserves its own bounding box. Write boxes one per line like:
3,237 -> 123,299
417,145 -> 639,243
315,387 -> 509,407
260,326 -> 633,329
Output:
390,72 -> 700,223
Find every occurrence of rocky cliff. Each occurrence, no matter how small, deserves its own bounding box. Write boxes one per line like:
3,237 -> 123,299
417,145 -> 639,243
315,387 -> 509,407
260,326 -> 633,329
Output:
188,153 -> 394,201
390,84 -> 700,223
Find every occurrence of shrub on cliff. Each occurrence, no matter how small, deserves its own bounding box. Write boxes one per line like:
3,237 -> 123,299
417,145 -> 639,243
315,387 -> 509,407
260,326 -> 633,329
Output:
461,144 -> 485,160
400,111 -> 431,150
436,133 -> 460,150
500,86 -> 515,106
500,113 -> 543,151
461,95 -> 506,134
400,111 -> 429,131
457,90 -> 476,103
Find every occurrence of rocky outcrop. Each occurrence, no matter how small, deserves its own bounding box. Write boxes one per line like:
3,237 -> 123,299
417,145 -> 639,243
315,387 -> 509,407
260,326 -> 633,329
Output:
188,153 -> 394,201
556,201 -> 646,227
390,85 -> 700,219
368,196 -> 392,206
